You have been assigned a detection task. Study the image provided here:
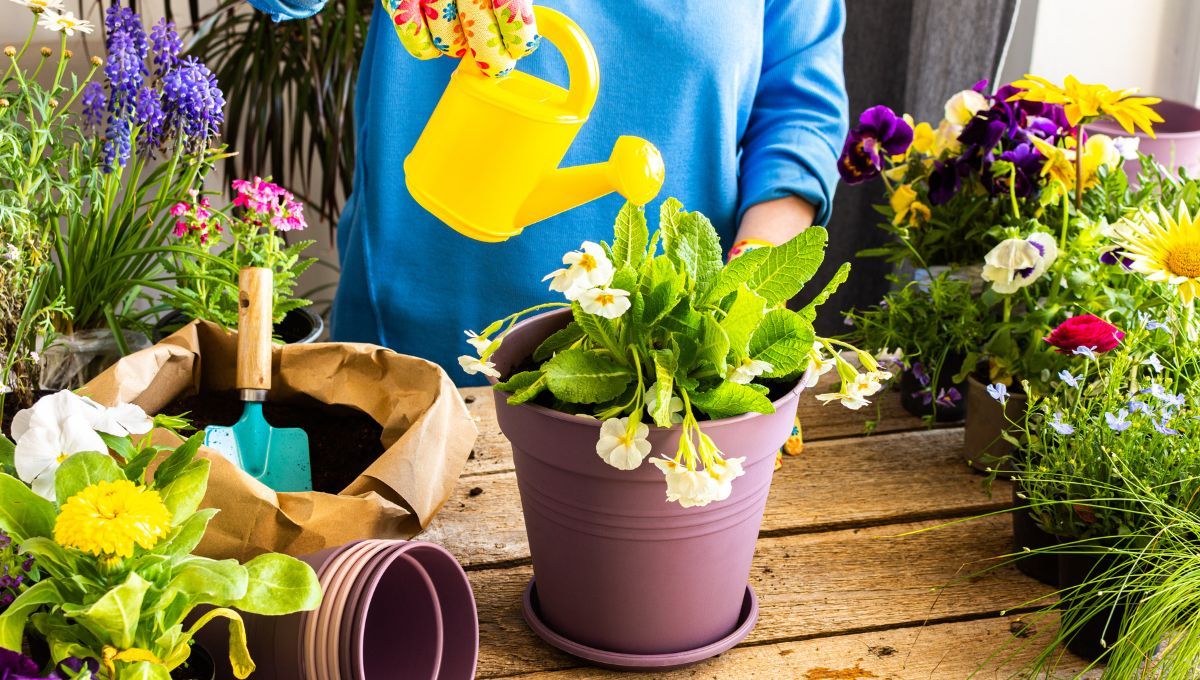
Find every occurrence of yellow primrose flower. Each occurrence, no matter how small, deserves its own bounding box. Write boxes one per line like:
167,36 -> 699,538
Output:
889,184 -> 930,228
1116,203 -> 1200,303
1008,74 -> 1163,137
54,479 -> 172,558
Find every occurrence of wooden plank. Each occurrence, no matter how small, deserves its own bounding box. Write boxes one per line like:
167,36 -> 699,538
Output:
421,428 -> 1007,568
458,374 -> 942,477
468,515 -> 1051,677
506,615 -> 1099,679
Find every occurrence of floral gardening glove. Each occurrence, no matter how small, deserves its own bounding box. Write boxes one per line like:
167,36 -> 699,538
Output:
384,0 -> 540,78
728,240 -> 805,470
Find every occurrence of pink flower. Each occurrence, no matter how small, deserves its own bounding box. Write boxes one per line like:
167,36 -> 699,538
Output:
170,202 -> 188,217
172,221 -> 188,237
1045,314 -> 1124,354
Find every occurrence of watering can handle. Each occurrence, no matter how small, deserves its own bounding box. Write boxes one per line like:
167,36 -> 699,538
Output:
532,6 -> 599,119
236,267 -> 274,398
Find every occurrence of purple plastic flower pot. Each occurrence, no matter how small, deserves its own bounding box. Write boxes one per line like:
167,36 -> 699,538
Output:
488,309 -> 802,664
1088,99 -> 1200,181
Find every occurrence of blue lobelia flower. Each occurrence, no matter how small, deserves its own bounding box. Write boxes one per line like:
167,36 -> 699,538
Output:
1154,419 -> 1180,436
1105,409 -> 1132,432
1057,370 -> 1079,388
1128,399 -> 1151,415
1072,345 -> 1098,360
986,382 -> 1008,404
1048,412 -> 1074,435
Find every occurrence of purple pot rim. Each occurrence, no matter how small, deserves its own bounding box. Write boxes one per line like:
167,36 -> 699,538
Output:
350,549 -> 444,680
312,541 -> 379,679
520,578 -> 759,669
487,309 -> 811,429
335,541 -> 404,679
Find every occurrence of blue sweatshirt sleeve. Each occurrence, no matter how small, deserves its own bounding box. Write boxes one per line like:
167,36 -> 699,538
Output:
738,0 -> 849,226
245,0 -> 326,22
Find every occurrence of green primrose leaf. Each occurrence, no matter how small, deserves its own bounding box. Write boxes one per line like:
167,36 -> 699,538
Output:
611,202 -> 649,269
544,348 -> 633,404
532,323 -> 584,362
659,196 -> 684,237
689,383 -> 776,420
720,285 -> 768,357
695,315 -> 730,375
157,459 -> 211,524
55,451 -> 124,507
572,302 -> 622,356
703,243 -> 771,306
0,434 -> 16,473
650,350 -> 677,427
0,472 -> 56,541
749,309 -> 816,377
799,262 -> 851,317
233,553 -> 322,615
153,432 -> 204,488
663,211 -> 723,297
638,256 -> 684,327
496,370 -> 549,405
746,227 -> 829,306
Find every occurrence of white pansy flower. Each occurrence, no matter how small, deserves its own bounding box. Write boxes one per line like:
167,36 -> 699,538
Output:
1112,136 -> 1140,161
650,457 -> 721,508
12,390 -> 107,500
706,456 -> 746,503
37,9 -> 93,36
981,232 -> 1058,294
643,383 -> 684,425
578,287 -> 631,319
943,89 -> 988,126
726,358 -> 773,385
458,355 -> 501,378
81,398 -> 152,437
596,417 -> 652,470
464,330 -> 492,356
544,241 -> 615,300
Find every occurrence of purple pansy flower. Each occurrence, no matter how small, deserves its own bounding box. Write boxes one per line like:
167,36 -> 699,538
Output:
935,387 -> 963,408
1099,246 -> 1134,269
991,142 -> 1044,198
838,105 -> 913,185
927,160 -> 963,205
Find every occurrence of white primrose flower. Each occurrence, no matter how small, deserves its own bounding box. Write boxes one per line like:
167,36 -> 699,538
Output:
650,457 -> 721,508
851,372 -> 885,397
543,241 -> 614,300
705,455 -> 746,503
726,358 -> 773,385
37,9 -> 93,36
578,287 -> 631,319
458,355 -> 501,378
596,417 -> 652,470
644,383 -> 684,425
464,330 -> 492,356
11,390 -> 107,501
816,379 -> 871,410
981,233 -> 1058,294
801,343 -> 837,389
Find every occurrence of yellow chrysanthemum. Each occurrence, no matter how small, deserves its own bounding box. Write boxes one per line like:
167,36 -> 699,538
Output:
1117,204 -> 1200,303
1008,74 -> 1163,137
54,479 -> 172,558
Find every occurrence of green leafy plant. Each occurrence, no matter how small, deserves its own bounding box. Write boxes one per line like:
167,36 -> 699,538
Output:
160,177 -> 316,329
463,199 -> 880,507
0,391 -> 322,679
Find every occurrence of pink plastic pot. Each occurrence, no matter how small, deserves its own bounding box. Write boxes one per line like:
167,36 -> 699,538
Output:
489,310 -> 802,667
1088,98 -> 1200,180
201,540 -> 478,680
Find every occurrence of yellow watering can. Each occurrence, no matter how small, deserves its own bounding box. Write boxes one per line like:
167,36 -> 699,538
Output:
404,7 -> 665,243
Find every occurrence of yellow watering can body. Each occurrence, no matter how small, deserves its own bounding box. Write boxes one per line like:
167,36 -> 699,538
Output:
404,7 -> 665,243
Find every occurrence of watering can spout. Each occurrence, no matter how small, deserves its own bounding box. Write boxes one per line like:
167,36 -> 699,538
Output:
517,136 -> 665,228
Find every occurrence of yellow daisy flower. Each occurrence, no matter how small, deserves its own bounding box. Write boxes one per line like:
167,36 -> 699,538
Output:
1008,74 -> 1163,137
1117,204 -> 1200,303
54,479 -> 172,558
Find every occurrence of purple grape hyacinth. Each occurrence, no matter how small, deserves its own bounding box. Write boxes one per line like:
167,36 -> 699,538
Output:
161,56 -> 225,143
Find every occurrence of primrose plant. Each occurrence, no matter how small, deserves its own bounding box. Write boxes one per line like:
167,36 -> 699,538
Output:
461,199 -> 885,507
0,390 -> 322,679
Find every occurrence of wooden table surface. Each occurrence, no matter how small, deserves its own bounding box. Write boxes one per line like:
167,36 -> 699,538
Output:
423,379 -> 1096,679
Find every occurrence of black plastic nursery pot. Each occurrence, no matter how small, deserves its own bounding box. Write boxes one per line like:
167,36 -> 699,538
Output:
153,307 -> 324,345
1010,484 -> 1060,587
962,375 -> 1027,476
1057,549 -> 1130,661
171,644 -> 215,680
897,354 -> 967,422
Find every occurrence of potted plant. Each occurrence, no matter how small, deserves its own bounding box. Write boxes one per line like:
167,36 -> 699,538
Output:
0,390 -> 322,678
463,199 -> 880,668
156,176 -> 321,343
844,274 -> 984,422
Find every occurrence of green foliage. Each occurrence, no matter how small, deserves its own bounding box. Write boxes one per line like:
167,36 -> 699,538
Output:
0,420 -> 321,679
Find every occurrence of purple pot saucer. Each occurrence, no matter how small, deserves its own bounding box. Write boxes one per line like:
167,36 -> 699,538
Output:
520,579 -> 759,672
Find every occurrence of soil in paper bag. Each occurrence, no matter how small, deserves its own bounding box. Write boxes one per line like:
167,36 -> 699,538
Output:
163,391 -> 385,494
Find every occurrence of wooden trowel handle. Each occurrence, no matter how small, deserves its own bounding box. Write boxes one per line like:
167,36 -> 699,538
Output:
237,267 -> 273,397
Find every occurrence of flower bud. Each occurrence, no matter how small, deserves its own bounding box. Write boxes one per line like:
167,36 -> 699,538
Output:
64,49 -> 73,59
90,55 -> 102,67
29,5 -> 43,13
48,98 -> 59,108
40,47 -> 52,58
3,46 -> 15,58
0,99 -> 10,109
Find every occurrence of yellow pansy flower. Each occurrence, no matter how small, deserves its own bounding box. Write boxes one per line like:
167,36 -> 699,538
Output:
889,184 -> 931,228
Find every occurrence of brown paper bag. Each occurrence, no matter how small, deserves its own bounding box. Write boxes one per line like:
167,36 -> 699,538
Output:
80,320 -> 477,561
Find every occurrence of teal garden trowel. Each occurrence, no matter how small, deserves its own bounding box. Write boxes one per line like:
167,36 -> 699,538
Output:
204,267 -> 313,492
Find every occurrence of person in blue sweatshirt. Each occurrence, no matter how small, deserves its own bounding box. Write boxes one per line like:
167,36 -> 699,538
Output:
247,0 -> 849,386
